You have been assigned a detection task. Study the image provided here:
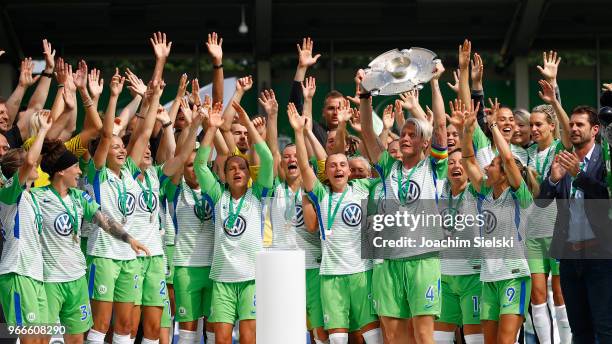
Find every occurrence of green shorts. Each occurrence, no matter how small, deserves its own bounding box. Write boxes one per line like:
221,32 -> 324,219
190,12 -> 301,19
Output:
164,245 -> 175,284
526,237 -> 560,275
0,273 -> 47,326
320,270 -> 377,332
174,266 -> 213,322
209,280 -> 256,324
306,268 -> 324,329
371,261 -> 387,316
134,255 -> 167,307
481,277 -> 531,321
45,277 -> 92,334
161,298 -> 172,328
375,255 -> 441,319
437,274 -> 481,326
88,257 -> 140,303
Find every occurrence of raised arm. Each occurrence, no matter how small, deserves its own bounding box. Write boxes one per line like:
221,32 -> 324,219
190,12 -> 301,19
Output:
194,102 -> 225,202
87,68 -> 104,109
488,99 -> 522,189
163,107 -> 203,178
73,61 -> 102,146
206,32 -> 224,104
129,79 -> 163,165
167,73 -> 188,125
331,99 -> 352,155
19,111 -> 52,184
457,39 -> 471,106
537,79 -> 571,149
260,89 -> 280,175
154,107 -> 175,163
288,102 -> 317,191
399,90 -> 427,121
358,70 -> 385,164
430,62 -> 447,149
380,104 -> 395,148
453,99 -> 483,193
26,39 -> 55,111
221,76 -> 253,131
150,32 -> 172,82
233,102 -> 273,189
93,69 -> 124,169
6,58 -> 40,123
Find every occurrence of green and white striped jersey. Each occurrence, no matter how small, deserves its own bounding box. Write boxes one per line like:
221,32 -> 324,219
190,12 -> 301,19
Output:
308,178 -> 375,275
0,174 -> 44,281
130,165 -> 166,257
165,179 -> 215,267
269,181 -> 321,269
78,157 -> 95,239
526,140 -> 564,239
471,180 -> 532,282
31,186 -> 99,282
367,180 -> 384,266
86,158 -> 140,260
194,143 -> 274,283
473,126 -> 528,169
376,150 -> 448,258
439,181 -> 481,276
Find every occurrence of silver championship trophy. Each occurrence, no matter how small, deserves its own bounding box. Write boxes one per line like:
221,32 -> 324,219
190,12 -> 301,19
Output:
361,48 -> 440,96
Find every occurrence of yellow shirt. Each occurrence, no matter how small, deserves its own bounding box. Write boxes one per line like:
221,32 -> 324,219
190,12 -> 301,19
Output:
22,135 -> 88,187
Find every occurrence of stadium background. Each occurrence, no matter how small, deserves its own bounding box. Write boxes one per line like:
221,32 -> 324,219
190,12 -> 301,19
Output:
0,0 -> 611,137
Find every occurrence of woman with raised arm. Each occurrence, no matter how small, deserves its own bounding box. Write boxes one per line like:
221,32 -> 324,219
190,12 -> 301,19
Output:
34,140 -> 148,344
433,100 -> 484,344
524,79 -> 572,344
85,72 -> 158,344
461,100 -> 537,344
290,103 -> 383,344
193,101 -> 272,344
163,101 -> 220,344
360,62 -> 448,343
0,111 -> 52,344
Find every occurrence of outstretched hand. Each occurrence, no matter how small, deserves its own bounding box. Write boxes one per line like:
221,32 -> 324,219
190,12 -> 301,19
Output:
150,32 -> 172,60
297,37 -> 321,68
206,32 -> 223,64
287,102 -> 306,132
458,39 -> 471,70
258,89 -> 278,116
301,76 -> 316,100
537,79 -> 557,104
537,51 -> 561,84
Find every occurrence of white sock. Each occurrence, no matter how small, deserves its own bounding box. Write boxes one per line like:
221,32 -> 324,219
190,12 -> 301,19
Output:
555,305 -> 572,344
205,331 -> 215,344
314,340 -> 328,344
87,329 -> 107,344
362,328 -> 383,344
531,303 -> 552,343
464,333 -> 484,344
433,330 -> 455,344
130,338 -> 135,344
178,330 -> 196,344
195,319 -> 204,344
313,330 -> 328,344
142,338 -> 160,344
328,332 -> 348,344
112,333 -> 132,344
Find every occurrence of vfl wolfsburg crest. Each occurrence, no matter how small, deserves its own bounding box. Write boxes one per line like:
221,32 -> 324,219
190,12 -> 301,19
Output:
342,203 -> 362,227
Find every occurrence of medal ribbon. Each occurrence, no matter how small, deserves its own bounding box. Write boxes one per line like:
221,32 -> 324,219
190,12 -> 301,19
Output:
136,171 -> 154,213
284,183 -> 300,221
326,188 -> 348,233
397,160 -> 424,205
226,193 -> 247,229
189,187 -> 206,224
535,141 -> 557,183
112,173 -> 129,218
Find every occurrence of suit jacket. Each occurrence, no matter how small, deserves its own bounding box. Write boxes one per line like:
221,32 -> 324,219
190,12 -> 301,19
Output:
535,143 -> 612,258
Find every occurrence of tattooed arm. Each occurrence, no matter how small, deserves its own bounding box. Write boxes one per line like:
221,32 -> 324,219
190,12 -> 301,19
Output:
92,210 -> 150,255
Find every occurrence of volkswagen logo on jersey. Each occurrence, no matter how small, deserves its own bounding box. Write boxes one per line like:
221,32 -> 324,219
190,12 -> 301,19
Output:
481,210 -> 497,234
54,213 -> 73,236
138,191 -> 158,212
194,201 -> 213,221
403,180 -> 421,204
342,203 -> 362,227
223,215 -> 247,237
293,205 -> 304,227
123,192 -> 136,215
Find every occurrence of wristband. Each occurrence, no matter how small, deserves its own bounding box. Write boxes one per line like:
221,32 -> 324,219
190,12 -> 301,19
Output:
213,64 -> 223,69
83,100 -> 94,108
40,71 -> 53,78
57,84 -> 64,88
461,155 -> 474,159
489,123 -> 497,130
359,92 -> 371,99
162,121 -> 173,128
135,113 -> 144,119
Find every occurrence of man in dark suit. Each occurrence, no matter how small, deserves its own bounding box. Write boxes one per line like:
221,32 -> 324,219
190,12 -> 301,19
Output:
536,106 -> 612,344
